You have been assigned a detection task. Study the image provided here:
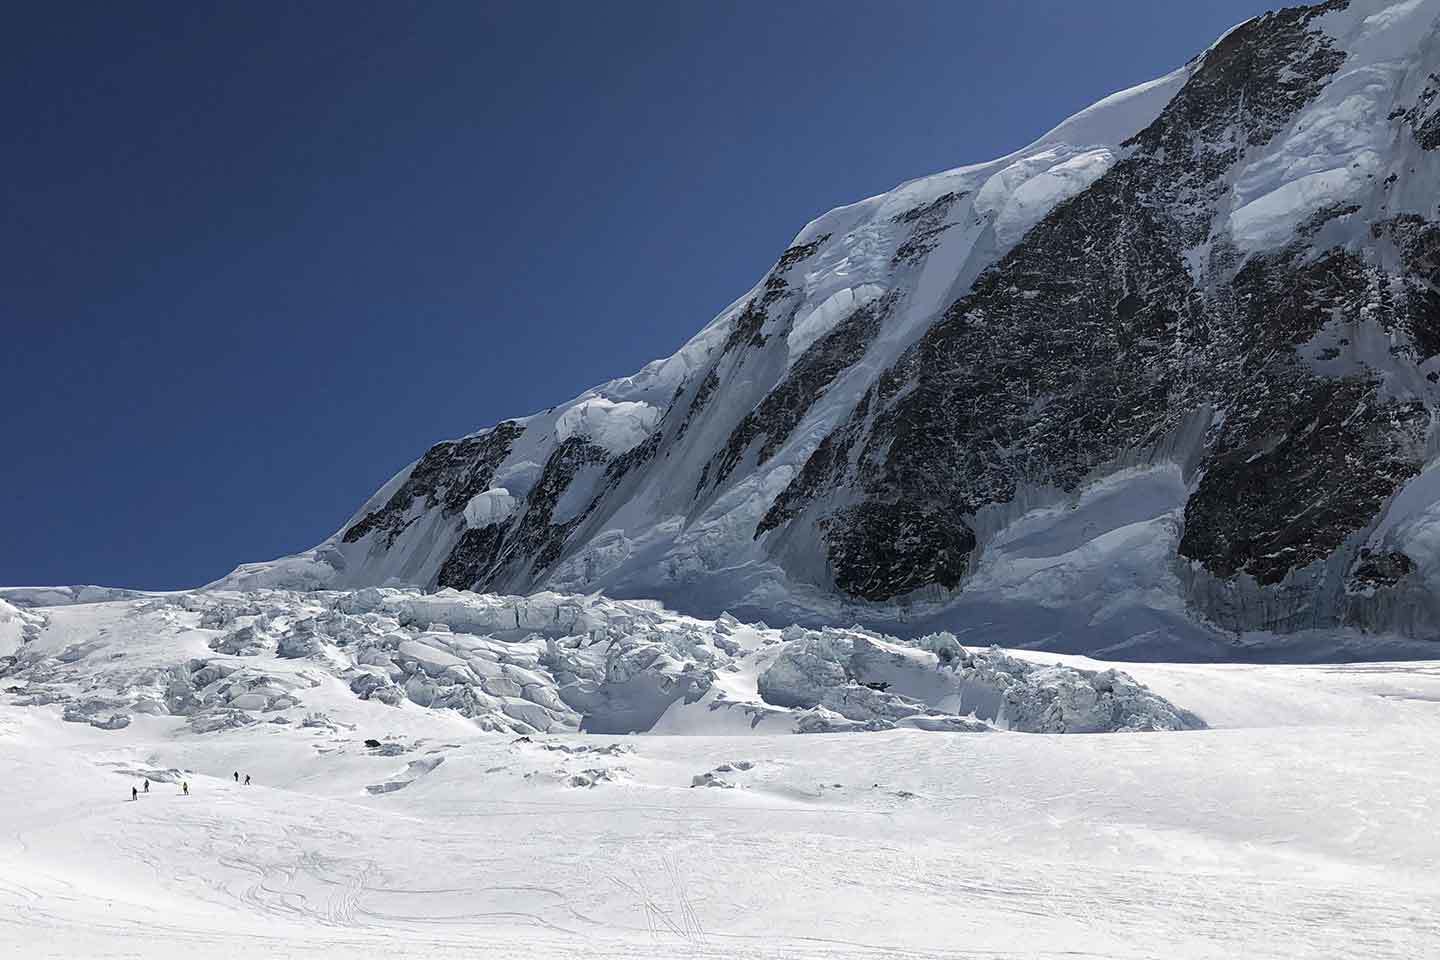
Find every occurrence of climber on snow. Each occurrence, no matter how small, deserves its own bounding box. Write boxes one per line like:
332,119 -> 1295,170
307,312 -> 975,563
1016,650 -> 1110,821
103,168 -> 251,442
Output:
182,781 -> 189,796
131,786 -> 138,801
143,779 -> 150,793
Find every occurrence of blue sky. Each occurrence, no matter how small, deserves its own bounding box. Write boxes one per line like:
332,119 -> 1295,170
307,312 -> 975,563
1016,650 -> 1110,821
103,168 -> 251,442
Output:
1,1 -> 1271,589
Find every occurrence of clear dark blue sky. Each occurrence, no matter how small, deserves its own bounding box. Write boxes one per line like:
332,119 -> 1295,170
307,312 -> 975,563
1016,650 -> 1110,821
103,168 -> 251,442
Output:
2,1 -> 1270,589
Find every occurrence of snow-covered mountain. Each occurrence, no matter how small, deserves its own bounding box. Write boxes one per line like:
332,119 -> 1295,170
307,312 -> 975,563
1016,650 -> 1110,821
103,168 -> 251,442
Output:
8,9 -> 1440,953
220,1 -> 1440,659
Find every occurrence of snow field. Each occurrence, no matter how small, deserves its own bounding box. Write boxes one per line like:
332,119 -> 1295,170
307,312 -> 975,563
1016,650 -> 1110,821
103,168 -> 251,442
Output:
1,591 -> 1438,957
2,660 -> 1438,958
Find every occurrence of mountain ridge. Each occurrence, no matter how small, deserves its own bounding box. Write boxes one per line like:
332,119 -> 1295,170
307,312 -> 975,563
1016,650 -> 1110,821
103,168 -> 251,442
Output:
215,0 -> 1440,661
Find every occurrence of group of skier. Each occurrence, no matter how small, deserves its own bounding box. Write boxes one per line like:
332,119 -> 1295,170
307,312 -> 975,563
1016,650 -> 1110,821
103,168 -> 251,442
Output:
130,778 -> 183,800
129,772 -> 246,800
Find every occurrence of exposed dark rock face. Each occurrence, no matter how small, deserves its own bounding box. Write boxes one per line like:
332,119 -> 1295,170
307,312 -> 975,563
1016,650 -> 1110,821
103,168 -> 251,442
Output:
826,501 -> 975,601
1350,549 -> 1417,589
1393,71 -> 1440,149
602,430 -> 662,487
1178,241 -> 1432,583
674,368 -> 720,442
1375,215 -> 1440,361
775,233 -> 830,270
705,293 -> 893,490
814,169 -> 1198,594
721,296 -> 775,356
390,413 -> 667,593
343,422 -> 524,547
892,193 -> 959,226
874,172 -> 1192,503
1119,0 -> 1350,245
484,437 -> 611,585
756,390 -> 872,538
671,368 -> 720,446
776,2 -> 1430,601
690,369 -> 720,415
721,236 -> 830,358
435,524 -> 507,591
1180,378 -> 1427,584
892,192 -> 962,265
430,435 -> 614,594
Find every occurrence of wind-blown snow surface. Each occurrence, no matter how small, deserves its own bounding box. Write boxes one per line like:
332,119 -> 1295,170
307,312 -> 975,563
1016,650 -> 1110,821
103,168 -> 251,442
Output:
1,591 -> 1437,958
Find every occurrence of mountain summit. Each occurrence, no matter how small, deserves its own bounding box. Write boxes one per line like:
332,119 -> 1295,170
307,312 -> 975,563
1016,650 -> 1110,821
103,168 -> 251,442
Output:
221,1 -> 1440,658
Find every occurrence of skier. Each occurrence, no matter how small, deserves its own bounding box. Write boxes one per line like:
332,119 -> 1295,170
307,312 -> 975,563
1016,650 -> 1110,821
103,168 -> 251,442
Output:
233,771 -> 239,782
143,779 -> 150,793
131,786 -> 138,801
182,781 -> 189,796
243,774 -> 251,786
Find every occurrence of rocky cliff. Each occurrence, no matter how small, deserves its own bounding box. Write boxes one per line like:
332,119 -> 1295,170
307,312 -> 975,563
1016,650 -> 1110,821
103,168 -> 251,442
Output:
218,1 -> 1440,660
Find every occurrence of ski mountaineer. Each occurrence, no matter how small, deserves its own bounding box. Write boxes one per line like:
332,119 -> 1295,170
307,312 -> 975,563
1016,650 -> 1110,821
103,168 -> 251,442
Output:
244,774 -> 250,785
182,781 -> 189,796
233,771 -> 239,782
143,779 -> 150,793
131,786 -> 138,801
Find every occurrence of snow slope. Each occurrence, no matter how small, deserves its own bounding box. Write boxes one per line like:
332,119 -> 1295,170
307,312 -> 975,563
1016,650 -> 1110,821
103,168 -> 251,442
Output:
1,599 -> 1436,958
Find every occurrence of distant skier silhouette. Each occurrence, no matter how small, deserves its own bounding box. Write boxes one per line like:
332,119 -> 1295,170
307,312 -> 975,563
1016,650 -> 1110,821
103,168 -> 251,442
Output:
182,781 -> 189,796
131,786 -> 138,801
243,774 -> 250,786
233,771 -> 239,782
142,779 -> 150,793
